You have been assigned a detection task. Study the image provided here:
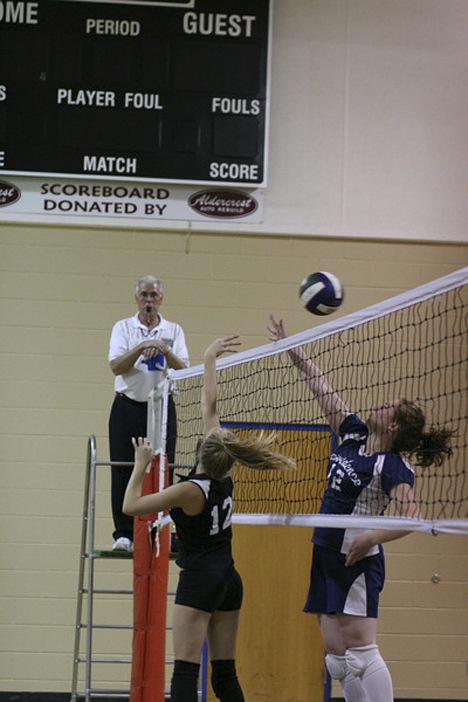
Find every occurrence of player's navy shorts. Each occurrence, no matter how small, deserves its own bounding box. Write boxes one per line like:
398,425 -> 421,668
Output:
303,544 -> 385,618
175,566 -> 243,613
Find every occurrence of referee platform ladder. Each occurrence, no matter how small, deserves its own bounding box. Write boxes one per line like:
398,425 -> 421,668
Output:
70,435 -> 206,702
70,435 -> 135,702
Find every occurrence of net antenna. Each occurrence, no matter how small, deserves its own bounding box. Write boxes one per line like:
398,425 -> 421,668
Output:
147,371 -> 172,531
147,371 -> 166,458
168,267 -> 468,536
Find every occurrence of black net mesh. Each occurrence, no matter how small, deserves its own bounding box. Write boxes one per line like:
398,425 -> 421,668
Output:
169,271 -> 467,531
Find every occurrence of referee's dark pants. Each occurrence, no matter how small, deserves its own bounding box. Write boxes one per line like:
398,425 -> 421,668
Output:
108,392 -> 177,542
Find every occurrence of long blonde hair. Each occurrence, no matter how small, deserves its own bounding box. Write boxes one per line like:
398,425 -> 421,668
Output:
198,428 -> 295,481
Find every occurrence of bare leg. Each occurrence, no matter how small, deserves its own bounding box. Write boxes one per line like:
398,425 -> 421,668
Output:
319,612 -> 377,653
170,605 -> 212,702
207,610 -> 240,659
172,604 -> 211,662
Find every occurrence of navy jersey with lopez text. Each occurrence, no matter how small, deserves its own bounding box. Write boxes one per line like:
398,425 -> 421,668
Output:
313,414 -> 415,556
170,474 -> 234,571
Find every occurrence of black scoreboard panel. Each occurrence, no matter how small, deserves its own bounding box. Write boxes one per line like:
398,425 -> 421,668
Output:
0,0 -> 270,185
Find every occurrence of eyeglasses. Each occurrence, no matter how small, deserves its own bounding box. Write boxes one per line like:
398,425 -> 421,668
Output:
137,291 -> 162,301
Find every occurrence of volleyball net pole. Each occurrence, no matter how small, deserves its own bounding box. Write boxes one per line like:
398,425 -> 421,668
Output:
130,370 -> 170,702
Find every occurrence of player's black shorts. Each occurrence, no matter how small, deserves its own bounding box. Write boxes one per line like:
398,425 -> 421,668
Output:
175,566 -> 243,613
303,543 -> 385,618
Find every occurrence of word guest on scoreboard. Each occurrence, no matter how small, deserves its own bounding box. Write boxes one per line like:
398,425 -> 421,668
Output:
0,0 -> 271,185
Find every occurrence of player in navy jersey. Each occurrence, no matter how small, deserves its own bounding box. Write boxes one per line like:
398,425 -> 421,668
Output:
268,315 -> 453,702
123,335 -> 295,702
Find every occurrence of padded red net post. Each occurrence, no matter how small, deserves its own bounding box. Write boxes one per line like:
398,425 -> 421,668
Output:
130,455 -> 170,702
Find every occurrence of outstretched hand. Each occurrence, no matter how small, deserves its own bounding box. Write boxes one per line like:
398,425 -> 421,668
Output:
267,314 -> 288,342
204,335 -> 241,359
131,436 -> 153,471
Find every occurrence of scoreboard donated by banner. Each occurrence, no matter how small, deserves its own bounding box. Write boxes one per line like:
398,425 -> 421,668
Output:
0,0 -> 271,185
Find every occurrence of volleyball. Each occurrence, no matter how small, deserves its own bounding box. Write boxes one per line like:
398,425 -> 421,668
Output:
299,271 -> 344,315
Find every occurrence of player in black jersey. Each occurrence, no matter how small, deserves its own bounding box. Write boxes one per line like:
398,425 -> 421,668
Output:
123,336 -> 295,702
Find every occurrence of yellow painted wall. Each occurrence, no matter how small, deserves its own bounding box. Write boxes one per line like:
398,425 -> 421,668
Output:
0,222 -> 467,699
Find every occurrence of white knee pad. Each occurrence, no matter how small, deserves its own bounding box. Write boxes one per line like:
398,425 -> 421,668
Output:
325,653 -> 348,681
346,644 -> 394,701
345,644 -> 382,678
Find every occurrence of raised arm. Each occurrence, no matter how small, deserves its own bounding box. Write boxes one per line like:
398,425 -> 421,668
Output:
268,315 -> 350,434
123,437 -> 205,516
201,336 -> 241,435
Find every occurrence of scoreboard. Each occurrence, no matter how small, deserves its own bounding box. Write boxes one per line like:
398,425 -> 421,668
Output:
0,0 -> 271,185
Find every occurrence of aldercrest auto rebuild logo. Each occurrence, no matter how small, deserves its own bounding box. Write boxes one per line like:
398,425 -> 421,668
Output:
0,179 -> 21,207
188,189 -> 258,219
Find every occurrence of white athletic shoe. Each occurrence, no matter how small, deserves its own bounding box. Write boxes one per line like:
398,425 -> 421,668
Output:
112,537 -> 133,553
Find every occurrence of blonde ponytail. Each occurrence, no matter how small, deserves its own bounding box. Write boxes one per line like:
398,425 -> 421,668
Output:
199,429 -> 295,480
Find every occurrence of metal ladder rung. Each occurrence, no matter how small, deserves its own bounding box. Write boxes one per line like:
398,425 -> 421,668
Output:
88,551 -> 133,561
75,689 -> 130,699
77,656 -> 132,664
80,624 -> 133,630
83,589 -> 133,595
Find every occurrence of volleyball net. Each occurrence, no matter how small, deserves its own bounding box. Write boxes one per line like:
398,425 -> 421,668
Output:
167,267 -> 467,535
